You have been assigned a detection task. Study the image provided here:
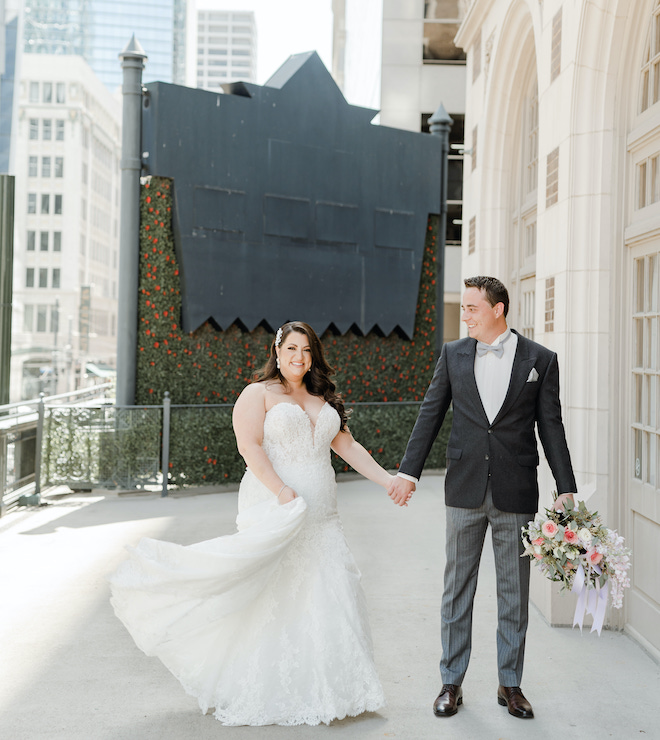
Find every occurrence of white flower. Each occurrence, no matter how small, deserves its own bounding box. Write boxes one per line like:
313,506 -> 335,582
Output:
578,527 -> 592,543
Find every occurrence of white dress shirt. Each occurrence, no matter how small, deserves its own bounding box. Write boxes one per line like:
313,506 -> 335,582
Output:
397,328 -> 518,485
474,328 -> 518,424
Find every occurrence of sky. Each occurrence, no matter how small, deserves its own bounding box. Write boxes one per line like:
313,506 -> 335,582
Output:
196,0 -> 334,84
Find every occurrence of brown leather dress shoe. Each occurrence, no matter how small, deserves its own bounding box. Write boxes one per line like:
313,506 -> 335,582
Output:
433,684 -> 463,717
497,685 -> 534,718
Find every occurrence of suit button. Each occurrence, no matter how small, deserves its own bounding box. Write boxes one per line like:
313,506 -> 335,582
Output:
485,455 -> 489,461
488,429 -> 492,434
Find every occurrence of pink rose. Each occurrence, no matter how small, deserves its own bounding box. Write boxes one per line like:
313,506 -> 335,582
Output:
564,530 -> 578,544
541,521 -> 559,537
587,548 -> 603,565
533,537 -> 545,546
533,552 -> 544,560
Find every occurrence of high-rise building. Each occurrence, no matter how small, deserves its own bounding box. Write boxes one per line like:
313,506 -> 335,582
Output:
0,0 -> 22,172
23,0 -> 192,92
11,54 -> 120,400
196,8 -> 256,91
332,0 -> 466,342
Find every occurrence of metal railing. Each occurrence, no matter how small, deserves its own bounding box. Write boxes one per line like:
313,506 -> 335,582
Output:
2,393 -> 450,516
0,384 -> 113,515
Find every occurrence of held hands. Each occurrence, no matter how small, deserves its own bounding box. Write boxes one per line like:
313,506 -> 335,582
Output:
553,493 -> 575,511
277,484 -> 297,505
387,476 -> 415,507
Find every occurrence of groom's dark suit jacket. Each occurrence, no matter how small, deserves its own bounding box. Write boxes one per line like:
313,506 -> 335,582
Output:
399,330 -> 576,514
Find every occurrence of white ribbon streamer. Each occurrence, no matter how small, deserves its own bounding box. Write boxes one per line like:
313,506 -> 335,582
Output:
571,561 -> 608,635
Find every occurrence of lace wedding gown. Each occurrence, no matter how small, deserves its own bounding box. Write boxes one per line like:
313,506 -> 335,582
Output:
109,402 -> 385,726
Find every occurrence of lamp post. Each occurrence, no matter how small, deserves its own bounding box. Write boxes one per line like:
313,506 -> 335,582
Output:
429,103 -> 453,358
116,35 -> 147,405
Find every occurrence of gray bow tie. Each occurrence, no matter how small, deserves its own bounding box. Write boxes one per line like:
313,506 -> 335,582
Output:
476,340 -> 504,358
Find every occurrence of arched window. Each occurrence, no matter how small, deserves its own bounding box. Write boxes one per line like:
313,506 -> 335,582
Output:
640,0 -> 660,113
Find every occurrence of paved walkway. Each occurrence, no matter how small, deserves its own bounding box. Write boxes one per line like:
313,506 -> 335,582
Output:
1,473 -> 658,740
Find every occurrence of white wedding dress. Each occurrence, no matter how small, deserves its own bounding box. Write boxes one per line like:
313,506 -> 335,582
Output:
109,401 -> 385,726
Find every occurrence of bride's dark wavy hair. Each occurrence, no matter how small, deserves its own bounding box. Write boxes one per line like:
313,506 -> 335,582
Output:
255,321 -> 350,431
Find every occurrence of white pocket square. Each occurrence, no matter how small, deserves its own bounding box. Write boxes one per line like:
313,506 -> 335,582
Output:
527,368 -> 539,383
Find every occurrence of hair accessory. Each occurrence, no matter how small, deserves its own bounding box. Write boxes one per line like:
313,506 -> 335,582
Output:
275,327 -> 283,346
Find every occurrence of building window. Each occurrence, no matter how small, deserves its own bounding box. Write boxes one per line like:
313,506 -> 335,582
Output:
472,125 -> 477,171
56,82 -> 65,104
81,198 -> 86,220
42,156 -> 51,177
29,81 -> 39,102
28,156 -> 38,177
27,231 -> 36,251
55,157 -> 64,178
632,252 -> 659,484
26,268 -> 34,288
545,277 -> 555,333
551,9 -> 562,83
56,119 -> 65,141
423,1 -> 467,62
29,119 -> 39,140
525,219 -> 537,259
41,194 -> 50,214
53,232 -> 61,252
23,305 -> 34,332
80,235 -> 85,255
39,268 -> 48,288
40,232 -> 49,251
36,305 -> 47,332
521,288 -> 536,339
54,195 -> 62,214
43,82 -> 52,103
636,153 -> 660,209
43,119 -> 52,140
546,147 -> 559,207
469,216 -> 476,254
52,269 -> 61,289
526,85 -> 539,194
28,193 -> 36,214
472,29 -> 482,82
640,2 -> 660,112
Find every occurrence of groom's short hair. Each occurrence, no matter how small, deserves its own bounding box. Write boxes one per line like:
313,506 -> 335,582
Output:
464,276 -> 510,317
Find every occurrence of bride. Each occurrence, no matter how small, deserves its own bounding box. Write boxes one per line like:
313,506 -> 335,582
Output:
109,320 -> 402,726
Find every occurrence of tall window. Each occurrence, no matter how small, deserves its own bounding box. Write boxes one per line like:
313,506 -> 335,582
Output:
27,231 -> 36,251
423,1 -> 467,62
640,3 -> 660,112
510,68 -> 539,336
26,268 -> 34,288
29,81 -> 39,102
54,195 -> 62,215
28,156 -> 37,177
29,119 -> 38,140
56,120 -> 65,141
27,194 -> 36,214
40,232 -> 48,251
632,253 -> 659,486
54,157 -> 64,178
43,82 -> 52,103
23,305 -> 34,332
56,82 -> 65,104
52,269 -> 61,289
43,119 -> 52,140
42,156 -> 51,178
53,232 -> 61,252
41,194 -> 49,214
39,268 -> 48,288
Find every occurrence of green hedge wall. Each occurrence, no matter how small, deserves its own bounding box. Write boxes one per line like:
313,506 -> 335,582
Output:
136,176 -> 452,486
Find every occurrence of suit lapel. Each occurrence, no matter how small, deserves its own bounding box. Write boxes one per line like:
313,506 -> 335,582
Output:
492,331 -> 537,425
456,339 -> 490,423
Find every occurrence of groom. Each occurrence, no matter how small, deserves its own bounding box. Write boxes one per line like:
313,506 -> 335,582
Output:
388,276 -> 576,719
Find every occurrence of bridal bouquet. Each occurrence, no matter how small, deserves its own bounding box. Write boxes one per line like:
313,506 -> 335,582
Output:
521,495 -> 631,635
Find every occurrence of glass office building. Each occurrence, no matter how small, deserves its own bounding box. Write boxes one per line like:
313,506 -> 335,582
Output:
23,0 -> 187,91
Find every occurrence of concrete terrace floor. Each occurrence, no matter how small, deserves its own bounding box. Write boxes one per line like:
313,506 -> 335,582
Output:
1,473 -> 659,740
